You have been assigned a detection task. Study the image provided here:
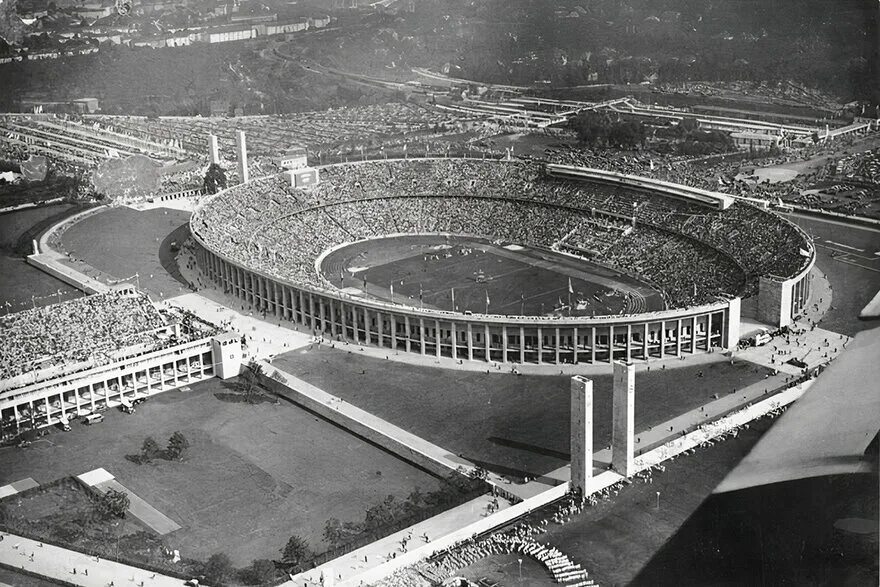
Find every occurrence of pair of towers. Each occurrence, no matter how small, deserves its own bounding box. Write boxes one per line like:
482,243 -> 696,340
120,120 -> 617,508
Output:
570,361 -> 636,491
208,131 -> 248,184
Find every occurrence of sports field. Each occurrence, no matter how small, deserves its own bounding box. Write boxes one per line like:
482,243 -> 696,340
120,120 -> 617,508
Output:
273,346 -> 778,481
59,206 -> 193,298
321,235 -> 664,317
0,378 -> 444,567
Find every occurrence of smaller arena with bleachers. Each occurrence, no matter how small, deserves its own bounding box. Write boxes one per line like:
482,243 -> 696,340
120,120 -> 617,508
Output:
0,286 -> 241,439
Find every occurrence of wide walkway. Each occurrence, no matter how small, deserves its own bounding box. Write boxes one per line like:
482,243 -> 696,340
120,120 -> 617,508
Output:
289,493 -> 505,587
0,532 -> 183,587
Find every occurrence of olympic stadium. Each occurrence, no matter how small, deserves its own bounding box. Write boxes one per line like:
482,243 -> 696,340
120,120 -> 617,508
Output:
191,158 -> 815,366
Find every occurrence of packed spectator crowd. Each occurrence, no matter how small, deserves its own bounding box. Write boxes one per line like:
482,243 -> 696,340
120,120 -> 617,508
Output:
86,103 -> 459,162
412,529 -> 594,586
543,139 -> 880,220
0,291 -> 167,383
192,158 -> 812,314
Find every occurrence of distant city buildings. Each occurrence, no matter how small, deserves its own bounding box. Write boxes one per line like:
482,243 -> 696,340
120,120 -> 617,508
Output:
1,0 -> 332,63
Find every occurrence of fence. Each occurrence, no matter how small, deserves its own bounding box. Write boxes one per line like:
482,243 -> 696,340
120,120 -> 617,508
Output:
0,476 -> 196,581
285,484 -> 489,576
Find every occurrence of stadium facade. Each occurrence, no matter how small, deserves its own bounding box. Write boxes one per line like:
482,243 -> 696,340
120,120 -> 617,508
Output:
190,158 -> 815,367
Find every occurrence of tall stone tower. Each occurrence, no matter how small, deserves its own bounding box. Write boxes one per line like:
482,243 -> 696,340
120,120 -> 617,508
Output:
612,360 -> 636,478
235,130 -> 249,184
570,375 -> 594,492
208,133 -> 220,165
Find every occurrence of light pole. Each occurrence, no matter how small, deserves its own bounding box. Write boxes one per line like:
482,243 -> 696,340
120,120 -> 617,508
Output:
518,558 -> 523,582
656,491 -> 660,509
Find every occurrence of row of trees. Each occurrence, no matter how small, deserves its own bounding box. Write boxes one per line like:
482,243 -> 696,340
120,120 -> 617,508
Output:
192,535 -> 309,586
184,470 -> 489,585
570,111 -> 648,149
126,431 -> 190,464
322,473 -> 487,551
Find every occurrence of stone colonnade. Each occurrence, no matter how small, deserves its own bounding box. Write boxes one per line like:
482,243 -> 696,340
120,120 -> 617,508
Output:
195,243 -> 739,366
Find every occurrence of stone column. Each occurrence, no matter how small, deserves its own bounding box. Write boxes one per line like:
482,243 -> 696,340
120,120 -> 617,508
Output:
450,321 -> 457,360
555,327 -> 561,364
612,360 -> 635,478
484,324 -> 491,362
519,326 -> 526,364
570,375 -> 594,492
419,318 -> 426,355
590,326 -> 597,363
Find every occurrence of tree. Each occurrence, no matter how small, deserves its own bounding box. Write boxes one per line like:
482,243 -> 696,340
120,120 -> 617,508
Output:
204,163 -> 227,194
363,495 -> 401,532
323,518 -> 363,549
570,111 -> 610,147
98,488 -> 130,519
280,535 -> 311,569
241,559 -> 276,584
238,361 -> 265,403
166,431 -> 189,460
141,436 -> 163,462
202,552 -> 234,586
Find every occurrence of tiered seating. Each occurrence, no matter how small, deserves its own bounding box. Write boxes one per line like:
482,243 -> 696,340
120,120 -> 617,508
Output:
86,103 -> 456,160
193,158 -> 812,312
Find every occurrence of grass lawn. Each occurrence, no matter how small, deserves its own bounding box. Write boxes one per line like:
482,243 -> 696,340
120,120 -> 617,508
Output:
60,206 -> 193,299
0,378 -> 444,567
0,478 -> 197,575
273,346 -> 774,480
323,234 -> 663,316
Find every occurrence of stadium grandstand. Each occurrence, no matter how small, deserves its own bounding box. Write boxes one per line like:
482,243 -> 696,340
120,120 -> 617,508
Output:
0,115 -> 186,166
190,158 -> 815,366
83,103 -> 463,161
0,287 -> 241,440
